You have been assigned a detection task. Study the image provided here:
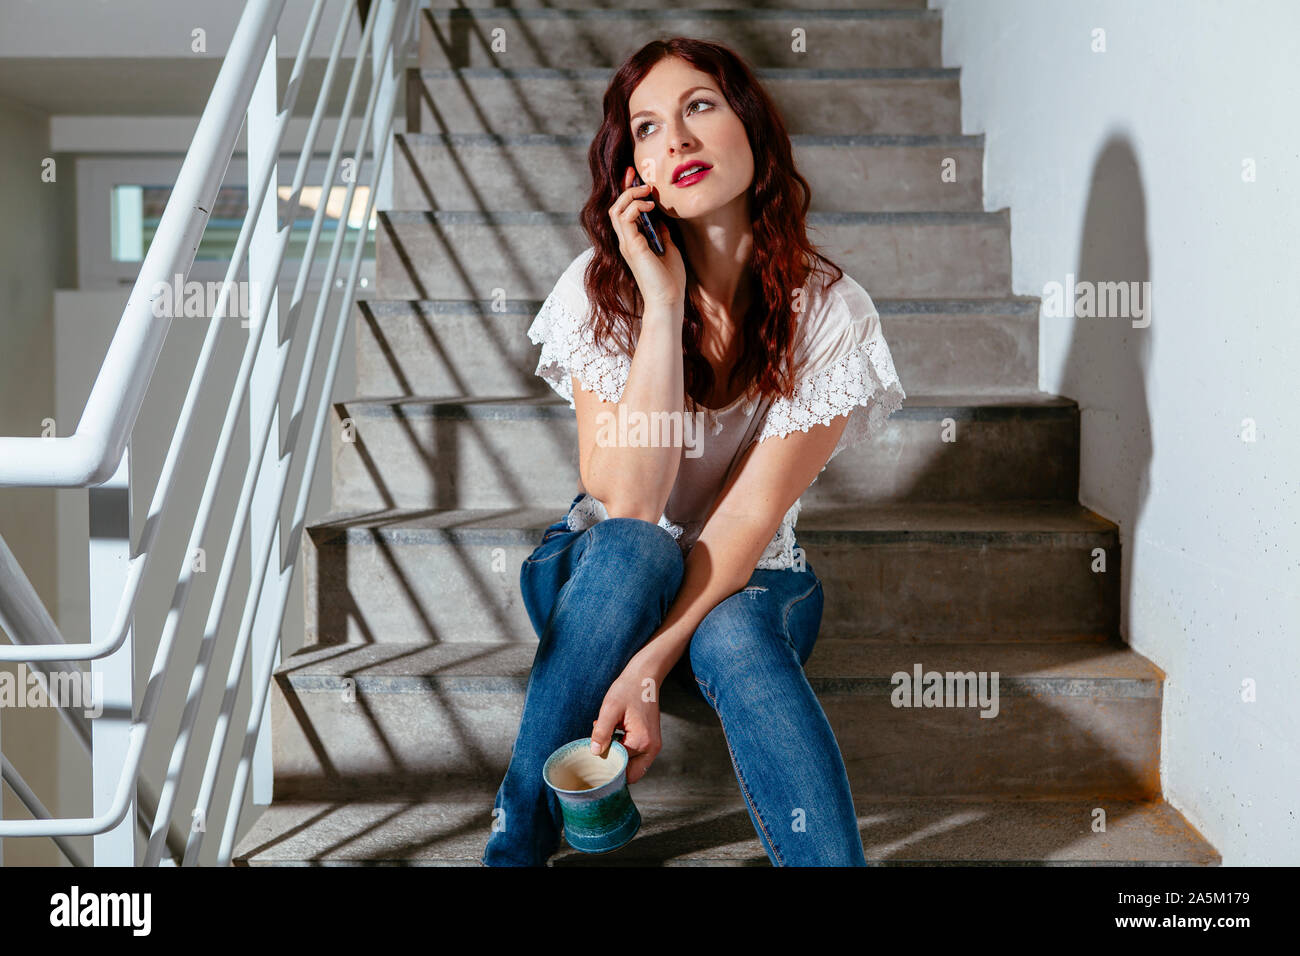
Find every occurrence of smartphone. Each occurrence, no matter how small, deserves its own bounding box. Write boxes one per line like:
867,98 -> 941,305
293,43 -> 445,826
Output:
631,170 -> 666,256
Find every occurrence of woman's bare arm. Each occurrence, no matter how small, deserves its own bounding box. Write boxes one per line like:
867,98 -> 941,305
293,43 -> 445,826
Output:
572,298 -> 686,521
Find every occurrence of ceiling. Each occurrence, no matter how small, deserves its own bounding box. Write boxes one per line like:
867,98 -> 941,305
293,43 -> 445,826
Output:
0,56 -> 365,116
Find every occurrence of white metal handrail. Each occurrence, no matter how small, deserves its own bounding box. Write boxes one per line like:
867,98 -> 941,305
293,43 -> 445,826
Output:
0,1 -> 284,491
0,0 -> 419,865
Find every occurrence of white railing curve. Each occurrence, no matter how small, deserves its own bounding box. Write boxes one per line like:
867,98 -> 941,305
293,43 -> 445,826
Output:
0,0 -> 420,865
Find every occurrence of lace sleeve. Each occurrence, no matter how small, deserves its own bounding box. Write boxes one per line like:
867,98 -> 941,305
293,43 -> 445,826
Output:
753,277 -> 907,466
526,267 -> 630,409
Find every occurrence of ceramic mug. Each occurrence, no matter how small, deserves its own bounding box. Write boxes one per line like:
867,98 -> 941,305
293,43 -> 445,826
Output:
542,736 -> 641,853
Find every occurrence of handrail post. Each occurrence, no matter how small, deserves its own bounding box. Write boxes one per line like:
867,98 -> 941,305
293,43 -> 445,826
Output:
370,0 -> 408,212
89,449 -> 135,864
247,31 -> 284,811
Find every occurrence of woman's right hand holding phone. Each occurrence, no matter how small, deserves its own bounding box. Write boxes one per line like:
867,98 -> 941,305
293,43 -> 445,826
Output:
609,165 -> 686,310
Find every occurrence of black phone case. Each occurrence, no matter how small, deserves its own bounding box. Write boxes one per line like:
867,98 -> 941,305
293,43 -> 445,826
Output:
631,171 -> 666,256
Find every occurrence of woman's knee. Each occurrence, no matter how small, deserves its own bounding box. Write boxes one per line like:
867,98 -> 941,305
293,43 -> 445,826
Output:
535,517 -> 684,645
689,592 -> 772,680
584,516 -> 684,589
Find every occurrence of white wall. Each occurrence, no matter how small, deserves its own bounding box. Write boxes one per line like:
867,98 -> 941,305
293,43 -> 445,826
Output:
932,0 -> 1300,864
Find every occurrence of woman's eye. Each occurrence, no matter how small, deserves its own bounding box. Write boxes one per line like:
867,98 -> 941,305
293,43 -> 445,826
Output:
635,99 -> 713,139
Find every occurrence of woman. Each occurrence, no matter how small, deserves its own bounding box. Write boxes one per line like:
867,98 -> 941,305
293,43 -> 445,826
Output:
482,37 -> 906,866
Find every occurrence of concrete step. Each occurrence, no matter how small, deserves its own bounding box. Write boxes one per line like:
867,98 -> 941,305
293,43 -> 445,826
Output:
392,133 -> 986,212
302,500 -> 1119,646
418,8 -> 943,70
352,296 -> 1039,399
266,639 -> 1162,802
406,67 -> 961,136
328,392 -> 1078,512
232,792 -> 1219,866
375,210 -> 1011,301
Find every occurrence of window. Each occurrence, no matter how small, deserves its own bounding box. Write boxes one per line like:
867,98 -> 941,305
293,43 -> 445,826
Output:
79,156 -> 378,292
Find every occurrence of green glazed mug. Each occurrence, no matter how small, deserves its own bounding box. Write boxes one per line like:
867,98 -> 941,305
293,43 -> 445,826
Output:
542,736 -> 641,853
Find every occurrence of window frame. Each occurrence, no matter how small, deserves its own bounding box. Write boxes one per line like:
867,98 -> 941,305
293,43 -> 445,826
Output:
76,154 -> 378,293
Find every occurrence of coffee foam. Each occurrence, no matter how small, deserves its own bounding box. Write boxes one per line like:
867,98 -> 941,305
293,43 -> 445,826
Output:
548,749 -> 623,791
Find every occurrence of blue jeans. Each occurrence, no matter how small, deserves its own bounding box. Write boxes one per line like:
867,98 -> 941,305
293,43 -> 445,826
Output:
481,492 -> 866,866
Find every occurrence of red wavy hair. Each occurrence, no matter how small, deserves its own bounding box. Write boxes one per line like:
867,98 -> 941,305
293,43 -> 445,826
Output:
577,37 -> 844,412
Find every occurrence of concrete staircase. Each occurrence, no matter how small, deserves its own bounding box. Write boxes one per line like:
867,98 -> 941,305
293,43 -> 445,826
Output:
233,0 -> 1219,866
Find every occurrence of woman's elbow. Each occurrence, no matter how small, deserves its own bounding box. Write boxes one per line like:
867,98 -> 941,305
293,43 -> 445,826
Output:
579,465 -> 662,522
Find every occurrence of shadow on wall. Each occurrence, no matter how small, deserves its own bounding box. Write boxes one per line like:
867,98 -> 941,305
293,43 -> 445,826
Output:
1056,134 -> 1153,647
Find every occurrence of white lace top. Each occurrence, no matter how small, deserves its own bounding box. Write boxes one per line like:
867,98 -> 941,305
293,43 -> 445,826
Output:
526,246 -> 907,570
